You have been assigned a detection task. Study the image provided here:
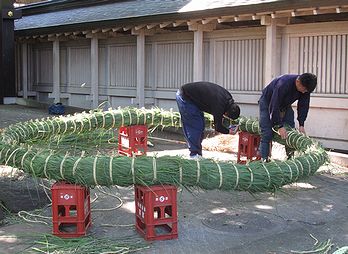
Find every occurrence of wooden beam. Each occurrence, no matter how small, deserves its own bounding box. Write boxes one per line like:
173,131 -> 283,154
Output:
261,15 -> 288,26
48,35 -> 71,42
202,18 -> 215,25
52,40 -> 60,103
187,20 -> 198,26
67,35 -> 81,40
112,27 -> 121,32
47,35 -> 57,41
219,15 -> 257,23
136,30 -> 145,107
21,43 -> 28,99
316,7 -> 343,15
293,8 -> 335,16
135,24 -> 146,30
252,14 -> 260,20
131,28 -> 154,36
257,11 -> 273,16
239,14 -> 258,21
173,21 -> 185,27
91,37 -> 99,109
188,23 -> 216,32
146,23 -> 158,29
193,28 -> 203,82
101,28 -> 111,33
261,15 -> 272,26
270,12 -> 291,18
217,17 -> 231,23
275,17 -> 289,27
265,18 -> 277,83
85,32 -> 108,39
159,22 -> 171,28
123,26 -> 133,31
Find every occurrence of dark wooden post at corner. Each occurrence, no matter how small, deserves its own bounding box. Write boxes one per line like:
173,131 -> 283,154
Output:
0,0 -> 21,104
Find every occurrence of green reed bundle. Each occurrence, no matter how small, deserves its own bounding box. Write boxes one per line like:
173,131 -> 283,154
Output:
0,107 -> 328,192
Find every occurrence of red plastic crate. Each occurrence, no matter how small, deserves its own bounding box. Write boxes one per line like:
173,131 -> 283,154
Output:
237,131 -> 262,164
118,125 -> 147,157
135,185 -> 178,241
51,182 -> 91,238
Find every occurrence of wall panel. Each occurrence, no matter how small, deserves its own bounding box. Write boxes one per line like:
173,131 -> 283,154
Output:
69,47 -> 91,87
156,42 -> 193,89
109,45 -> 136,87
145,44 -> 154,88
203,41 -> 210,81
99,46 -> 106,87
290,34 -> 348,95
214,38 -> 265,91
60,48 -> 67,85
37,47 -> 53,86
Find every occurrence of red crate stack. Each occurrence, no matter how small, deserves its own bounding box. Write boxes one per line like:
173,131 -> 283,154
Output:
237,131 -> 262,164
135,185 -> 178,241
118,125 -> 147,157
51,182 -> 91,238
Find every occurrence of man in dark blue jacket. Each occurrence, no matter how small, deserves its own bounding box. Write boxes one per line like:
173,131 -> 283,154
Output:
176,82 -> 240,159
259,73 -> 317,161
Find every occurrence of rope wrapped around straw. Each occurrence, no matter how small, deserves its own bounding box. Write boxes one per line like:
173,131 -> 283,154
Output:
0,107 -> 328,192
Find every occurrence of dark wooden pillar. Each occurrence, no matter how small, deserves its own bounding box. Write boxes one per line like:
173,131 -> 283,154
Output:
0,0 -> 21,104
0,1 -> 3,104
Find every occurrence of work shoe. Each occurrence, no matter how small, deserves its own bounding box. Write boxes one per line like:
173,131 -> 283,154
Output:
262,158 -> 270,163
189,154 -> 202,160
147,141 -> 154,147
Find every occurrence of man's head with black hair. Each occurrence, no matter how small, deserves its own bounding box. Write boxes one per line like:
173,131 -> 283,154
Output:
296,73 -> 317,93
225,102 -> 240,120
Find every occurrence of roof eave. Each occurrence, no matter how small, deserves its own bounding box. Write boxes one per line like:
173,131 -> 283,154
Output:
15,0 -> 348,36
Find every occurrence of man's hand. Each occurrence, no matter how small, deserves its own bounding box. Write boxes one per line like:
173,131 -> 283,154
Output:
278,127 -> 288,139
298,126 -> 306,134
229,125 -> 239,135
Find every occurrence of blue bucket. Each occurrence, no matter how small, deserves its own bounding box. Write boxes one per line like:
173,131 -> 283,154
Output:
48,103 -> 65,115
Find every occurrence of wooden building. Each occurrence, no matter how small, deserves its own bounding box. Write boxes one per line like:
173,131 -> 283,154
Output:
1,0 -> 20,104
14,0 -> 348,150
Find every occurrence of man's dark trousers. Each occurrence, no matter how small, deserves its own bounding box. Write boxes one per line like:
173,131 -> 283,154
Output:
176,90 -> 204,156
259,96 -> 295,160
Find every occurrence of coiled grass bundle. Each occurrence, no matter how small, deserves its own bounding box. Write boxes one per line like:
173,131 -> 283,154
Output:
0,107 -> 328,193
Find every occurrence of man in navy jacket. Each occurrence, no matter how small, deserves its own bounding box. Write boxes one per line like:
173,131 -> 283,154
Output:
176,82 -> 240,158
259,73 -> 317,161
